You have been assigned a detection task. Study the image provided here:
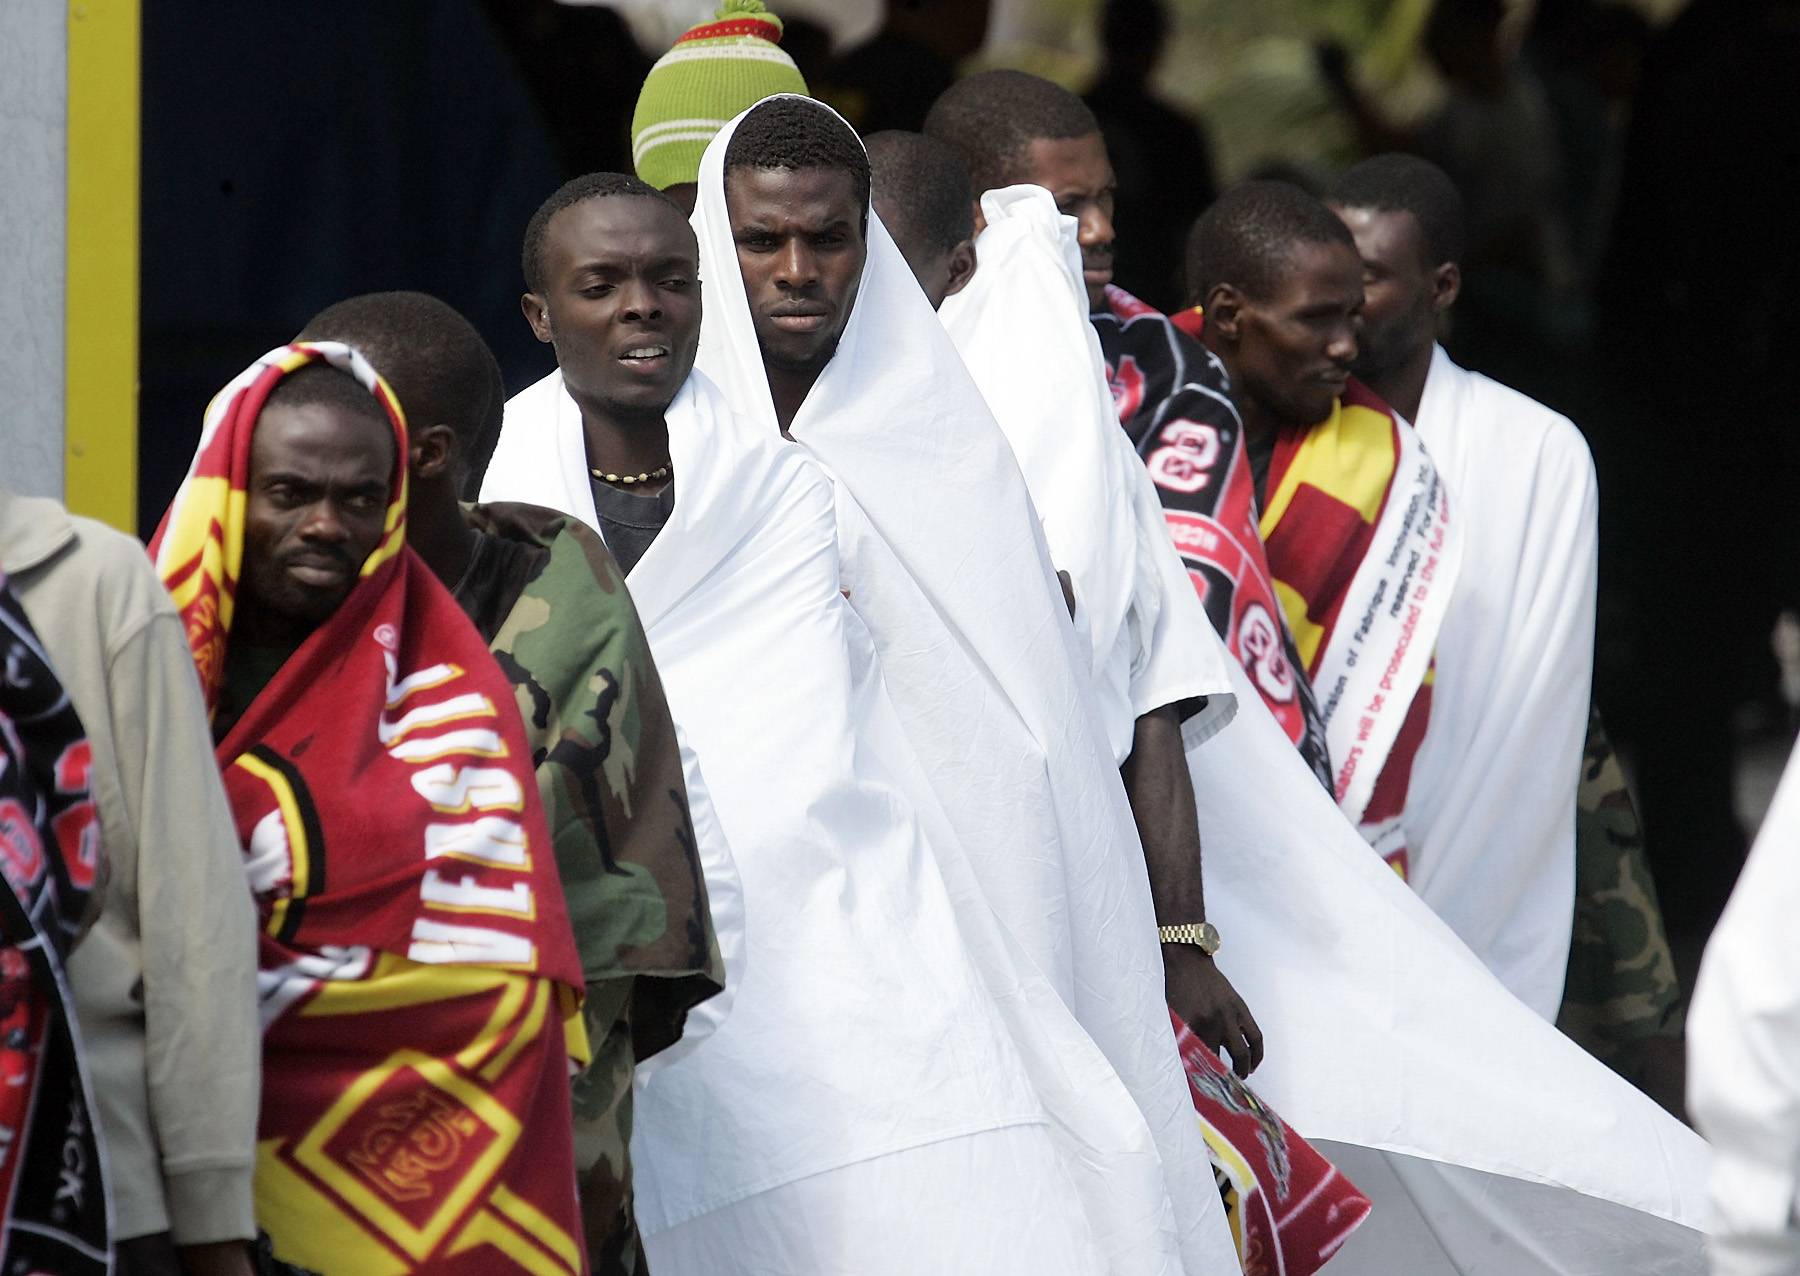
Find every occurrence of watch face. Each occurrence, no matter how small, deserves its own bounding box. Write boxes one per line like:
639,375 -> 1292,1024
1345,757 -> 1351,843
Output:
1198,922 -> 1221,954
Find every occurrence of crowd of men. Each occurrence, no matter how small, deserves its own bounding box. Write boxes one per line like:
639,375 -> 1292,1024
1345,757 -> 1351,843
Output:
5,0 -> 1777,1273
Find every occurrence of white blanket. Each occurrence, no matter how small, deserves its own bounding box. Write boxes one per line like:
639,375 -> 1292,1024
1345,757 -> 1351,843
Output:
486,368 -> 1219,1272
939,184 -> 1235,763
1194,651 -> 1709,1273
485,372 -> 1055,1224
1690,743 -> 1800,1276
1406,345 -> 1596,1018
689,97 -> 1235,1275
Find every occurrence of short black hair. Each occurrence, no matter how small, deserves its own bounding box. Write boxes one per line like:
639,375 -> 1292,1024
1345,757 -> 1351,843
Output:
923,70 -> 1100,195
261,362 -> 395,462
723,96 -> 871,211
1326,153 -> 1468,267
865,130 -> 974,254
1184,180 -> 1358,306
298,292 -> 503,480
520,172 -> 680,294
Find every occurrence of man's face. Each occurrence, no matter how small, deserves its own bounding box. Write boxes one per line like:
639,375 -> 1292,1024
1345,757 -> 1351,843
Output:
726,166 -> 866,372
891,234 -> 956,308
1230,240 -> 1364,429
527,196 -> 702,419
873,198 -> 974,311
1012,131 -> 1116,311
240,398 -> 394,643
1331,204 -> 1438,385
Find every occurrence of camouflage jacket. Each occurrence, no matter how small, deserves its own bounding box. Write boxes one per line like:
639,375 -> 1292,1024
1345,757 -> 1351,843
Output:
458,502 -> 723,1274
460,501 -> 721,1033
1557,703 -> 1684,1105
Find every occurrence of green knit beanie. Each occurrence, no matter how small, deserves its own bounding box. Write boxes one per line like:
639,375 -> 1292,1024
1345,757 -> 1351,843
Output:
630,0 -> 810,191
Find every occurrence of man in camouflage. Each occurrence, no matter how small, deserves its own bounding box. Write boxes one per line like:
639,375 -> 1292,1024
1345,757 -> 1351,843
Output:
1558,705 -> 1687,1115
299,292 -> 723,1275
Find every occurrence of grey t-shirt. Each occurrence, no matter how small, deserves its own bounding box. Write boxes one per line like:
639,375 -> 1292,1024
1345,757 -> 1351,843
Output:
590,478 -> 675,577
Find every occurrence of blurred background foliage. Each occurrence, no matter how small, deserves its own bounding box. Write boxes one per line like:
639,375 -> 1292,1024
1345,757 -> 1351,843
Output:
980,0 -> 1677,182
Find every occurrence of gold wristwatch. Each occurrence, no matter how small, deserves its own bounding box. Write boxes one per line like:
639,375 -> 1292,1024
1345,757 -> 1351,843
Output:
1158,921 -> 1221,956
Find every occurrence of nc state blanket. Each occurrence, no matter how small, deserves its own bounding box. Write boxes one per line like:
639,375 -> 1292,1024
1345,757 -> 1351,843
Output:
0,572 -> 107,1275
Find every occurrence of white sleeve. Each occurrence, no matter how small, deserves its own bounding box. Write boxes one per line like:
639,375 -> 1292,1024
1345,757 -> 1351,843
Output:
1691,750 -> 1800,1276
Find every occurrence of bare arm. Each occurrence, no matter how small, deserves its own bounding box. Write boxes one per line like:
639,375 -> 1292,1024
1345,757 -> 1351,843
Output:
1121,705 -> 1264,1076
111,1235 -> 254,1276
178,1242 -> 256,1276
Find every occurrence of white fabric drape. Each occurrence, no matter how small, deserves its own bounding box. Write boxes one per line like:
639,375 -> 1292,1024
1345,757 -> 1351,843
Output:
486,369 -> 1210,1273
689,96 -> 1236,1275
1690,744 -> 1800,1276
939,183 -> 1235,763
1406,344 -> 1597,1017
1194,651 -> 1709,1273
488,372 -> 1063,1219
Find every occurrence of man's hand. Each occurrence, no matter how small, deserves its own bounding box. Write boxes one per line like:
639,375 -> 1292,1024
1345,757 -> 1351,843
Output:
1165,943 -> 1264,1078
1121,707 -> 1262,1075
114,1236 -> 256,1276
178,1241 -> 257,1276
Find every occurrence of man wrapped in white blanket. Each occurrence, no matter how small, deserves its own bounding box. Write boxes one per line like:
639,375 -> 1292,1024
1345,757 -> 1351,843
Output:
687,96 -> 1250,1273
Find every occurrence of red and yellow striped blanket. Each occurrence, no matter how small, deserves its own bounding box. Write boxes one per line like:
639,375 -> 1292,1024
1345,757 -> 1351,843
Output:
1258,381 -> 1459,874
1099,288 -> 1335,790
1164,305 -> 1458,873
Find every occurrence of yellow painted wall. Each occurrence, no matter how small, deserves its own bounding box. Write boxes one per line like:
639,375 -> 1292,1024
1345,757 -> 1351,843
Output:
64,0 -> 139,531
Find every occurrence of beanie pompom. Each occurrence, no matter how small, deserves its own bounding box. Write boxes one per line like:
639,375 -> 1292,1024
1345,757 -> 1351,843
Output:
717,0 -> 782,26
679,0 -> 785,46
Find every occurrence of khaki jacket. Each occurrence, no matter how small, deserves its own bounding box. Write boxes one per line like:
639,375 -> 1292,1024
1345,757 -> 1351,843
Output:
0,493 -> 259,1245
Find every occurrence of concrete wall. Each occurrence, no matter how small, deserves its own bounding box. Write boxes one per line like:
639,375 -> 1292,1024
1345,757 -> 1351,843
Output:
0,4 -> 66,499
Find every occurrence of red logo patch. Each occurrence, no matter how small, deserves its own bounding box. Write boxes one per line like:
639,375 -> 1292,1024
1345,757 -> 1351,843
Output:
327,1066 -> 497,1223
1107,355 -> 1145,424
0,798 -> 45,894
